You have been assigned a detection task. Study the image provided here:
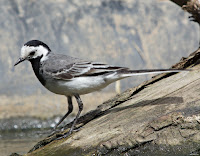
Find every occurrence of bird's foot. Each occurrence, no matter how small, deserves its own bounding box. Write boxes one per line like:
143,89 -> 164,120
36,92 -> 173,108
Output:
55,127 -> 81,140
72,126 -> 81,132
47,127 -> 63,137
55,131 -> 72,140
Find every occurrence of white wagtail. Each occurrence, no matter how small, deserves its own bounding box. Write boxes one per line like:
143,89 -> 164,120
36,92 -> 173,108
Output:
14,40 -> 187,138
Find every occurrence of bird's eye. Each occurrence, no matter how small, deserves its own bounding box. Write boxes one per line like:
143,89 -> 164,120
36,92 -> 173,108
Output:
29,51 -> 35,56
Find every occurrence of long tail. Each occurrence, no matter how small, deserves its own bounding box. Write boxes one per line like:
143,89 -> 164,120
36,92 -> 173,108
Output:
104,68 -> 190,83
119,68 -> 189,77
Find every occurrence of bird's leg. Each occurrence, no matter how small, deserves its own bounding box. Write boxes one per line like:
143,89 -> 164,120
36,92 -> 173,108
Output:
68,94 -> 83,134
53,96 -> 73,131
56,94 -> 83,140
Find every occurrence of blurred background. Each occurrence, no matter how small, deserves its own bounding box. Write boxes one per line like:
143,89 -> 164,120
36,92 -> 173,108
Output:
0,0 -> 198,155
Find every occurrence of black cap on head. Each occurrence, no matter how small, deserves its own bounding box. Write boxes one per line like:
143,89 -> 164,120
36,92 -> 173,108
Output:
24,40 -> 51,52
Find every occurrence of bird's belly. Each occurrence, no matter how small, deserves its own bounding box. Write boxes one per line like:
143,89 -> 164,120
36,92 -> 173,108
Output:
44,76 -> 109,96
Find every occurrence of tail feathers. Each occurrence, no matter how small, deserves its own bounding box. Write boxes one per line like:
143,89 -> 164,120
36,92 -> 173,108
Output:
119,68 -> 189,77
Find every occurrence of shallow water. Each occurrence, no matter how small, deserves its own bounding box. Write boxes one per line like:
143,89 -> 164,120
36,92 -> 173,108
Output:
0,132 -> 43,156
0,117 -> 73,156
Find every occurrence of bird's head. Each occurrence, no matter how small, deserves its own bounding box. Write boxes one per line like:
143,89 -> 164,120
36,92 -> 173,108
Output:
14,40 -> 51,66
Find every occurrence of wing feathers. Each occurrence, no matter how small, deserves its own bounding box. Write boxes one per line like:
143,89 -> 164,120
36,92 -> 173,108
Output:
51,62 -> 126,80
48,61 -> 187,80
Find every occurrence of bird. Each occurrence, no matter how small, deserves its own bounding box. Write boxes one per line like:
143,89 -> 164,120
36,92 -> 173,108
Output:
14,40 -> 187,138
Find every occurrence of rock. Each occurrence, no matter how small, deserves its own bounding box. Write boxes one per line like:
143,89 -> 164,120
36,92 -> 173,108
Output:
25,49 -> 200,155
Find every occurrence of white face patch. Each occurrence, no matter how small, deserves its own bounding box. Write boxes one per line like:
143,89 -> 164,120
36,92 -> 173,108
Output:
20,45 -> 49,62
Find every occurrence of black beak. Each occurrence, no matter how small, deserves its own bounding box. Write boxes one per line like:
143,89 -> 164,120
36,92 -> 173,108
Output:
14,58 -> 25,66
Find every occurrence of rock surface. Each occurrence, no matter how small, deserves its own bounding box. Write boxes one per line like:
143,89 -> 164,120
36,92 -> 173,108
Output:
24,50 -> 200,156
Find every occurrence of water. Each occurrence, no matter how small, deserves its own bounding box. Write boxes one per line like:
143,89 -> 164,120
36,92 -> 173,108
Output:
0,117 -> 72,156
0,130 -> 45,156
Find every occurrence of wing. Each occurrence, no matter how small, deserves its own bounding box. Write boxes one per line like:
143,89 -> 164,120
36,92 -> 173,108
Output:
43,54 -> 128,81
53,61 -> 128,80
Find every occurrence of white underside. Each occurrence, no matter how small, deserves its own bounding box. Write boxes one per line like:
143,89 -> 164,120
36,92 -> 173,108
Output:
45,75 -> 115,96
44,70 -> 182,96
